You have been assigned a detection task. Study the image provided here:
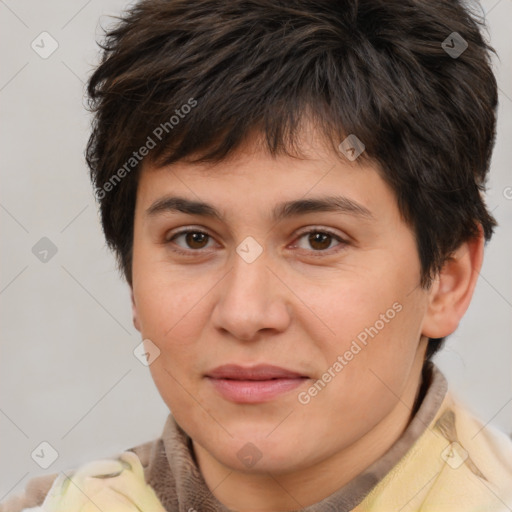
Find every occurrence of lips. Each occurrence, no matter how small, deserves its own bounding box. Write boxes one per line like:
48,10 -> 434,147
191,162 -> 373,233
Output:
205,364 -> 310,403
206,364 -> 308,380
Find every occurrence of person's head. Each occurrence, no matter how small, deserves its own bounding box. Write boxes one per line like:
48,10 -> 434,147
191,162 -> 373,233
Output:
86,0 -> 497,484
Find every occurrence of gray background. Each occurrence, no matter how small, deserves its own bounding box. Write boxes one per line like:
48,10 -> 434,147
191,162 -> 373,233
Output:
0,0 -> 511,499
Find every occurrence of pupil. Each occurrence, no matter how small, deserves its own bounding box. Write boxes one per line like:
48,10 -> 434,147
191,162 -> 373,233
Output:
187,232 -> 207,248
309,232 -> 330,250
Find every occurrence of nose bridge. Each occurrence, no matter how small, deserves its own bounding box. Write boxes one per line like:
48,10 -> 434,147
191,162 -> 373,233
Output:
227,238 -> 274,310
211,237 -> 291,339
227,233 -> 271,291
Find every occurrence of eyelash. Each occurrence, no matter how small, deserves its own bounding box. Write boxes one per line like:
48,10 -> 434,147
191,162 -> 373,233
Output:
165,227 -> 348,257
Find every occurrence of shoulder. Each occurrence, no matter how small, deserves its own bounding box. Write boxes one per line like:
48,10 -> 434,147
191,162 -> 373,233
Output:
359,391 -> 512,511
0,438 -> 161,512
416,392 -> 512,510
413,392 -> 512,509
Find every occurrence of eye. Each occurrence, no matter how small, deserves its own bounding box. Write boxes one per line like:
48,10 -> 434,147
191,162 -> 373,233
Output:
291,228 -> 347,255
166,229 -> 216,255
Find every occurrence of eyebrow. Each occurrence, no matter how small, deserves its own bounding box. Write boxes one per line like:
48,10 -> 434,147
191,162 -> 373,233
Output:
145,194 -> 374,223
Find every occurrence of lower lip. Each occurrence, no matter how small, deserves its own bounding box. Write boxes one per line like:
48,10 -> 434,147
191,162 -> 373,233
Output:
206,377 -> 308,403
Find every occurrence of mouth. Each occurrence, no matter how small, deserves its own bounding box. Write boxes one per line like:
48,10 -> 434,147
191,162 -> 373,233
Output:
205,364 -> 310,403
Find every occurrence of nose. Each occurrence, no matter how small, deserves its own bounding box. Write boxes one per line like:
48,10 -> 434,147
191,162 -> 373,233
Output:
210,244 -> 292,342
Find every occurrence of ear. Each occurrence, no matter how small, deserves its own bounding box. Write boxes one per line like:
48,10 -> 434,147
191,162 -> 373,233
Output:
130,287 -> 141,332
421,226 -> 485,339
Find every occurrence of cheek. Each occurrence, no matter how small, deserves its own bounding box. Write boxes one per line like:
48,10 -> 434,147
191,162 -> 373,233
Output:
132,268 -> 214,397
305,269 -> 423,395
133,265 -> 211,344
290,315 -> 419,461
305,274 -> 404,349
136,283 -> 207,414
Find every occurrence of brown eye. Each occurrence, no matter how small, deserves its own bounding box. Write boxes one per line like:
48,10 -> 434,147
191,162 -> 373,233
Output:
293,228 -> 347,255
307,232 -> 333,251
183,231 -> 209,249
168,229 -> 214,253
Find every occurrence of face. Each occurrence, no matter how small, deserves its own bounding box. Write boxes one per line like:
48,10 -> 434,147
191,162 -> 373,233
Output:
130,129 -> 431,475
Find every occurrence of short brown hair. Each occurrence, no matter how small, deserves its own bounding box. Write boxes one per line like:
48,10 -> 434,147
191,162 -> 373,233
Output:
86,0 -> 498,361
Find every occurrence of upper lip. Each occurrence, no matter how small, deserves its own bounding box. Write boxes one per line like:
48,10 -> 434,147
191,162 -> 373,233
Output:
205,364 -> 309,380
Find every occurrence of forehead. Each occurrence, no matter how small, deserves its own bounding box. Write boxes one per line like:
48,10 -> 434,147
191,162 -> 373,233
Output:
134,125 -> 400,228
136,163 -> 403,241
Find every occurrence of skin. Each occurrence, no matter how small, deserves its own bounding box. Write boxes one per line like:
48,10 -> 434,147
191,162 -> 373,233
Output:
130,126 -> 484,511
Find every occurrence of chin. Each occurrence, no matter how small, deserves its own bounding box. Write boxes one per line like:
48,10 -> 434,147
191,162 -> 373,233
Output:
214,433 -> 312,473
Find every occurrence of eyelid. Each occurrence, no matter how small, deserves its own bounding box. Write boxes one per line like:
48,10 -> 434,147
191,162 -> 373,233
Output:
293,225 -> 347,241
166,226 -> 210,241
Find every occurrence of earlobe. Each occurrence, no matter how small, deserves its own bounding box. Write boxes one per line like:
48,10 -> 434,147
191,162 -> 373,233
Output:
130,288 -> 141,332
421,226 -> 485,339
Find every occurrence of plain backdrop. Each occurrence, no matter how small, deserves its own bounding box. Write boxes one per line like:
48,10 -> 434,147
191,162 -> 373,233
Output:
1,0 -> 511,499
